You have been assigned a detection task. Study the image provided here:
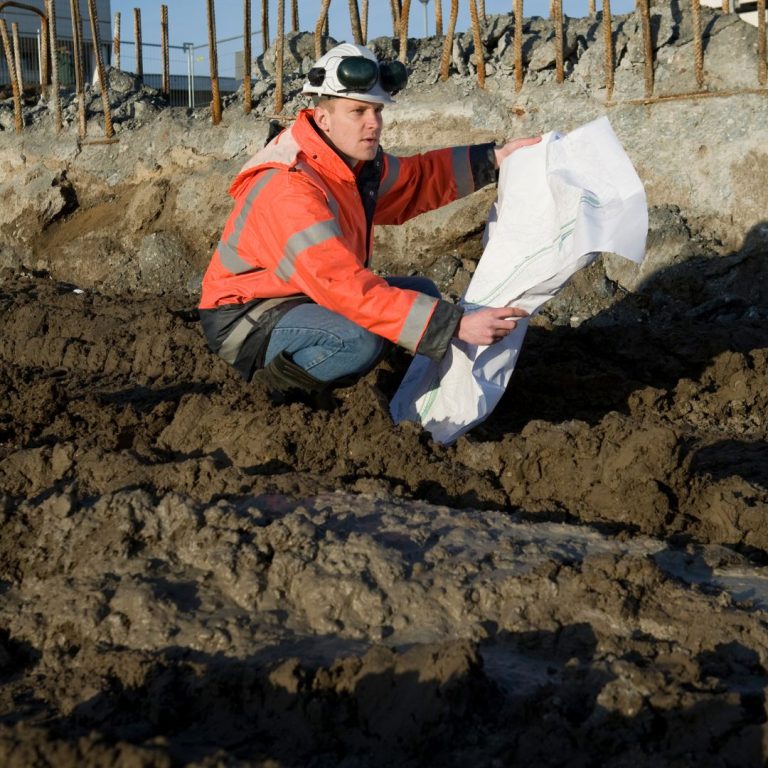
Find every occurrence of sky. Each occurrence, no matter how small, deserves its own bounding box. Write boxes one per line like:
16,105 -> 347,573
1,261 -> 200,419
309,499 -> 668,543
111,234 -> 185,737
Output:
108,0 -> 636,77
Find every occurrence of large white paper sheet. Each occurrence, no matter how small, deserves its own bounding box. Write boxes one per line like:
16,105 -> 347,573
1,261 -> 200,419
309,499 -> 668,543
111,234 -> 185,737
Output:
390,116 -> 648,444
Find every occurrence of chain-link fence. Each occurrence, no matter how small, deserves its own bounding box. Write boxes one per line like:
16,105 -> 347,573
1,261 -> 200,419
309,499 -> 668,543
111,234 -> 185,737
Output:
0,7 -> 259,108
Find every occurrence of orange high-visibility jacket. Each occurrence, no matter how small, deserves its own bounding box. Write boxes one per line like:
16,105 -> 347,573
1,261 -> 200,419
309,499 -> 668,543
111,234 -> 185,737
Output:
199,108 -> 498,379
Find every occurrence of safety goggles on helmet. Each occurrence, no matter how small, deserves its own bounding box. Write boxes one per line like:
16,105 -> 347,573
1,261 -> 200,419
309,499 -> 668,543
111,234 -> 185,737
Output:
307,57 -> 408,96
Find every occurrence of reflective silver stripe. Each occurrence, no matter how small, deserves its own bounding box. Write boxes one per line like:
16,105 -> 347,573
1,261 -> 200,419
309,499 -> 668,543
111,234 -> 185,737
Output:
397,293 -> 437,352
219,168 -> 278,274
451,146 -> 474,198
217,240 -> 254,275
379,154 -> 401,198
218,297 -> 300,365
275,219 -> 342,282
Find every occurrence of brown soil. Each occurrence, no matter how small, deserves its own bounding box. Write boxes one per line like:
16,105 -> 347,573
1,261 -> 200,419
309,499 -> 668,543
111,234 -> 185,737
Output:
1,236 -> 767,766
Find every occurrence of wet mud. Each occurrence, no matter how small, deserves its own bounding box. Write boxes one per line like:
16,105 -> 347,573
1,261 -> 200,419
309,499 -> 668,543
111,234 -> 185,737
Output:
0,228 -> 767,766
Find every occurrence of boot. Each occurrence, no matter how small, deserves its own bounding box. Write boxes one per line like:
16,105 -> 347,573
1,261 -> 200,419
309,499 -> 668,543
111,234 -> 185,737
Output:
253,352 -> 337,409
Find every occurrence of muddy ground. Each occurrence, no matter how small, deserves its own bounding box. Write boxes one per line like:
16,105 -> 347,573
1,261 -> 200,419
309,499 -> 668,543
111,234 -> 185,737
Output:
0,229 -> 767,766
2,6 -> 768,766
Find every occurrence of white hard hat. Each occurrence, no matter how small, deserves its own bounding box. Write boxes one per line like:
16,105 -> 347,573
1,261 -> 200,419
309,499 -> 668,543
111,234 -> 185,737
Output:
302,43 -> 396,105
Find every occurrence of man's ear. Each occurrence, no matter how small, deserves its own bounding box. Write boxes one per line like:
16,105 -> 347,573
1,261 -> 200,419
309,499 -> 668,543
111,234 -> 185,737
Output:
313,103 -> 331,133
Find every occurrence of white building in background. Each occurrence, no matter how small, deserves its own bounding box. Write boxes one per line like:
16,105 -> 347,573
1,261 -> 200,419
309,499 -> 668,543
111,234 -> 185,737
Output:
0,0 -> 112,89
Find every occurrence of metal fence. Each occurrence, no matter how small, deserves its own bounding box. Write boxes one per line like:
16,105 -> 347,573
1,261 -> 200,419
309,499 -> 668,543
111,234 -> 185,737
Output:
111,34 -> 257,108
0,14 -> 258,108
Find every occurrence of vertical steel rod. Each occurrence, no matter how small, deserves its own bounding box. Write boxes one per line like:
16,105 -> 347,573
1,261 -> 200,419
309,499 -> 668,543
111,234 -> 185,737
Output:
399,0 -> 411,63
113,11 -> 120,69
275,0 -> 285,113
514,0 -> 524,91
603,0 -> 614,100
758,0 -> 766,85
362,0 -> 369,42
0,20 -> 22,133
134,7 -> 143,79
206,0 -> 222,124
243,0 -> 252,113
692,0 -> 704,88
69,0 -> 87,138
440,0 -> 458,80
262,0 -> 270,51
40,21 -> 49,98
46,0 -> 62,132
316,0 -> 332,58
391,0 -> 401,37
87,0 -> 114,138
161,4 -> 170,98
11,22 -> 23,94
469,0 -> 485,87
639,0 -> 654,97
554,0 -> 564,83
349,0 -> 363,44
435,0 -> 443,36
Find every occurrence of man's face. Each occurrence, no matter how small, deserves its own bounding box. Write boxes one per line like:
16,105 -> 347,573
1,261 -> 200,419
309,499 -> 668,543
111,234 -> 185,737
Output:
313,97 -> 384,167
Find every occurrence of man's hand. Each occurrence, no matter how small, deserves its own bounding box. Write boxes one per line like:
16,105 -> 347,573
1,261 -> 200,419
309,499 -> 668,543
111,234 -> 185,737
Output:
493,136 -> 541,168
455,307 -> 529,346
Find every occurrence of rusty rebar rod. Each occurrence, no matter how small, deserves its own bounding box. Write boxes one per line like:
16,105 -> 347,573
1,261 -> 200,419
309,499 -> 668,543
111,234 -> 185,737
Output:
479,0 -> 486,24
515,0 -> 524,92
316,0 -> 331,59
362,0 -> 369,42
0,19 -> 22,132
758,0 -> 766,85
69,0 -> 86,138
133,7 -> 143,79
469,0 -> 485,87
603,0 -> 614,101
291,0 -> 299,32
206,0 -> 222,124
435,0 -> 443,36
349,0 -> 363,44
589,0 -> 596,15
722,0 -> 728,12
161,4 -> 169,98
87,0 -> 114,138
390,0 -> 401,37
554,0 -> 564,83
11,21 -> 22,93
261,0 -> 269,50
113,11 -> 120,69
45,0 -> 61,132
638,0 -> 653,96
40,16 -> 49,98
692,0 -> 704,88
275,0 -> 285,114
618,85 -> 768,106
399,0 -> 411,64
439,0 -> 458,80
243,0 -> 252,114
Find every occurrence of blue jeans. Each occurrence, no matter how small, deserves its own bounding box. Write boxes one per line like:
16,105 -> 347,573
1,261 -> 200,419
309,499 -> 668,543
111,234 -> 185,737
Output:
264,276 -> 441,382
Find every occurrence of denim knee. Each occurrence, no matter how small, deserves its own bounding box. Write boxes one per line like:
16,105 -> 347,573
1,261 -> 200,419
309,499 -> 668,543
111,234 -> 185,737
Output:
346,325 -> 386,373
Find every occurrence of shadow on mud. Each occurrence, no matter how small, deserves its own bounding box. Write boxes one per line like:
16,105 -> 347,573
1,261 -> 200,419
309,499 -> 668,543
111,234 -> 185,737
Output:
486,221 -> 767,437
1,623 -> 765,767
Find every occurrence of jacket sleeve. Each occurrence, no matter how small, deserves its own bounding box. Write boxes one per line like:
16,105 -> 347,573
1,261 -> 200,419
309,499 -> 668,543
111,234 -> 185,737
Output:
374,143 -> 498,226
255,172 -> 461,361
